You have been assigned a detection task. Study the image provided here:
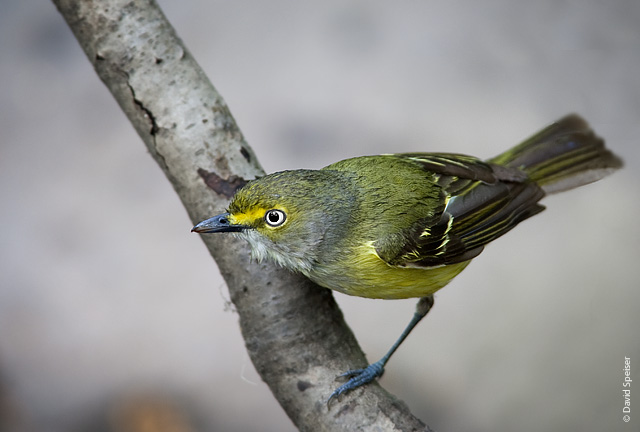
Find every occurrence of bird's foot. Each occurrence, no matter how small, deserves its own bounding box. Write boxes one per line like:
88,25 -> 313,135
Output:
327,360 -> 385,404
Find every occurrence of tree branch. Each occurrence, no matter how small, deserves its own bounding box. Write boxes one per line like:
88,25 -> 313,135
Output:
52,0 -> 431,429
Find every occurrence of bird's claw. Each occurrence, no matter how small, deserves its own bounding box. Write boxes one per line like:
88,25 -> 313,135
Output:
327,361 -> 385,404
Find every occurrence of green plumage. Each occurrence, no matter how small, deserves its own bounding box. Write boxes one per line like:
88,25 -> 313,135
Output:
322,115 -> 621,271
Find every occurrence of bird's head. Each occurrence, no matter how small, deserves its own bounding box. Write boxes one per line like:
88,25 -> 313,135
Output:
192,169 -> 354,274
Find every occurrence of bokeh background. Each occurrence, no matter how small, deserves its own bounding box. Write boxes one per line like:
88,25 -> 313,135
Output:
1,1 -> 639,431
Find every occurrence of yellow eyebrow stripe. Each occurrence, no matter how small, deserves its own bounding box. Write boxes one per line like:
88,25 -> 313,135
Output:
229,207 -> 267,226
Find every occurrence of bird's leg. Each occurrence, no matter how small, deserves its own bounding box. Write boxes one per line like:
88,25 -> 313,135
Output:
328,295 -> 435,403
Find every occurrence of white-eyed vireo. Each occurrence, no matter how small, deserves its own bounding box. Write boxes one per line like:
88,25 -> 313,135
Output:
192,114 -> 622,401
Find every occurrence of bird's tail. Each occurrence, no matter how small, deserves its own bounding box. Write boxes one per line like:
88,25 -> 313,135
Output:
489,114 -> 623,194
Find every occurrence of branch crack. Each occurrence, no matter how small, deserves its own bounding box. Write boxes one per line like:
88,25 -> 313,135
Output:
126,81 -> 159,136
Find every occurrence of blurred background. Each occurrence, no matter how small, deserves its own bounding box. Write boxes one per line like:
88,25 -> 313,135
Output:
1,0 -> 639,431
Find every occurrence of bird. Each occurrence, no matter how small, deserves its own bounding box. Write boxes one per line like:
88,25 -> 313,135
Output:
192,114 -> 622,401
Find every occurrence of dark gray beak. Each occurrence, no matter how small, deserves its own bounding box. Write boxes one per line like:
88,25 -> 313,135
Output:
191,213 -> 247,233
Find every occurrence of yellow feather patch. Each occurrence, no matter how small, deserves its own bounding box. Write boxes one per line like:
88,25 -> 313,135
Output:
229,207 -> 267,226
320,241 -> 471,299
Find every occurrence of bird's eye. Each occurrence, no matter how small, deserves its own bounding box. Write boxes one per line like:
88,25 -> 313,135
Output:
264,209 -> 286,227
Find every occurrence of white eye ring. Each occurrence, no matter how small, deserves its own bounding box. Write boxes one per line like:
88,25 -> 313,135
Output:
264,209 -> 286,227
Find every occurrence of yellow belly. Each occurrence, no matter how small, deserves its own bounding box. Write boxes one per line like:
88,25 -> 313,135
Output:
310,244 -> 471,300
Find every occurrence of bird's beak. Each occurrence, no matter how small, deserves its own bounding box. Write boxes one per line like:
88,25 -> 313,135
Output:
191,212 -> 248,233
